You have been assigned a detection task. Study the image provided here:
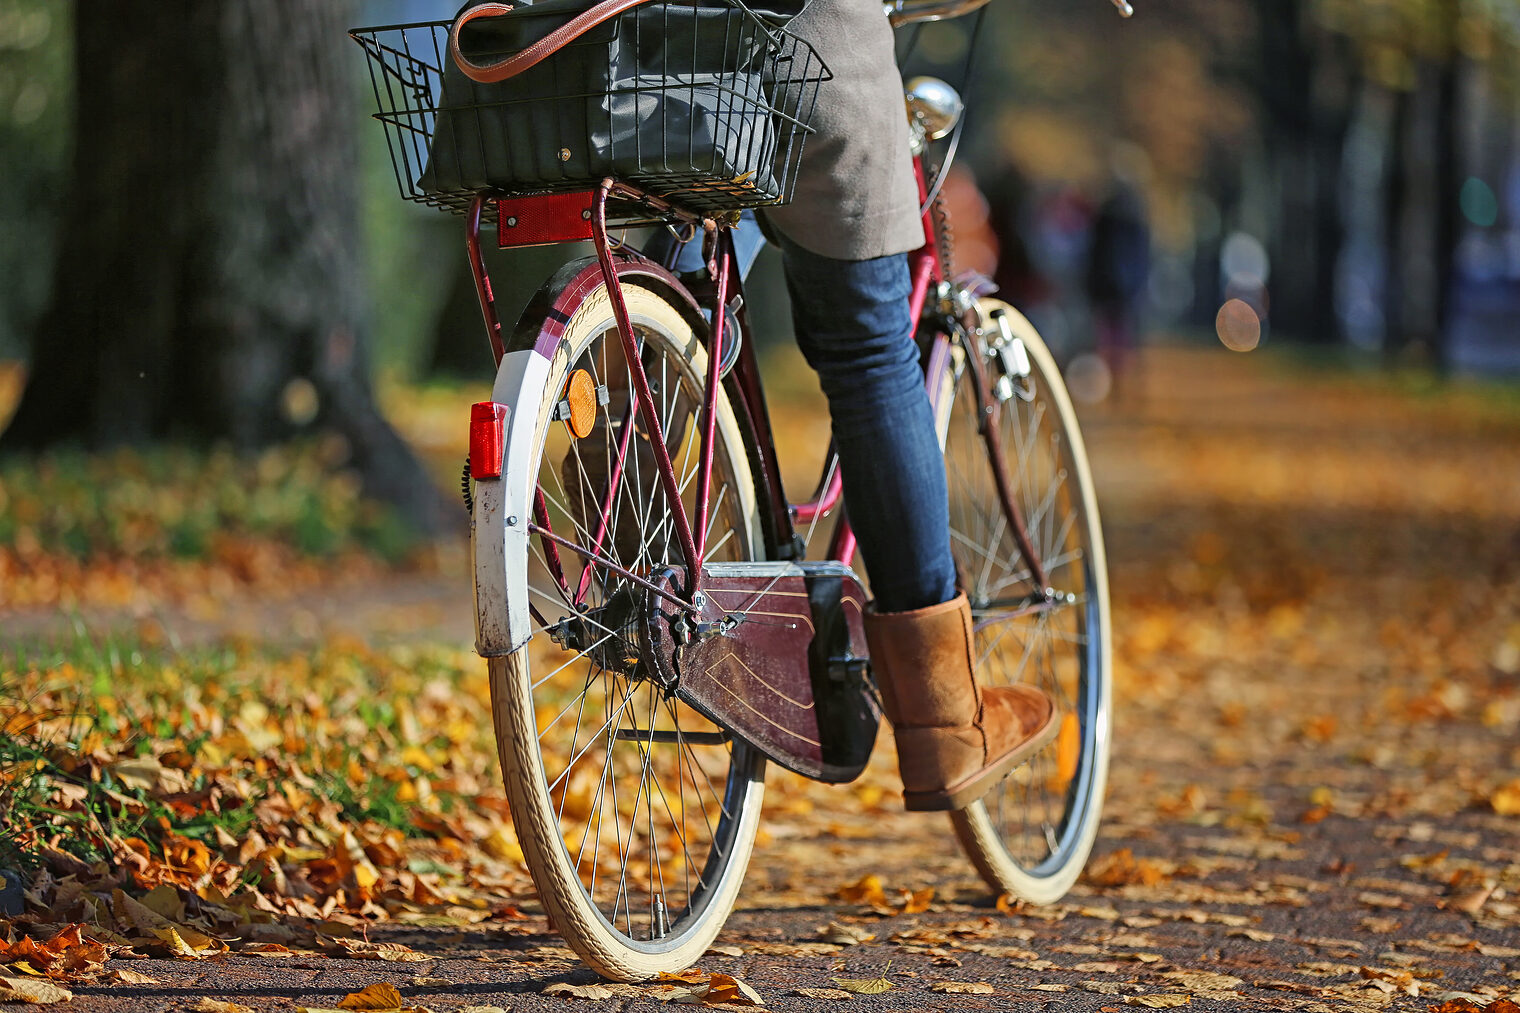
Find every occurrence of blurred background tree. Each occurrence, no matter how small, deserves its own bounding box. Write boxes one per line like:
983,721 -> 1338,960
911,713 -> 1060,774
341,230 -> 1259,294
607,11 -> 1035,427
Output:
0,0 -> 448,533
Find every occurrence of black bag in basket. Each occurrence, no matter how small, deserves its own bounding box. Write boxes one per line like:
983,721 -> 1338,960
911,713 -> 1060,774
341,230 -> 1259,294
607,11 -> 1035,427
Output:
420,0 -> 805,209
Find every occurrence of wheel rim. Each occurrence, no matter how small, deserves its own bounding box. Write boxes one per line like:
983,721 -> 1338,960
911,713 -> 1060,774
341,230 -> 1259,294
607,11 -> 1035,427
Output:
516,301 -> 763,950
941,320 -> 1108,885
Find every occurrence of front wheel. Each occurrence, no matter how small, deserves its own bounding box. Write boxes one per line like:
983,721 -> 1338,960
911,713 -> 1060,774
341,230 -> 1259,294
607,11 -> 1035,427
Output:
931,300 -> 1112,905
484,280 -> 767,979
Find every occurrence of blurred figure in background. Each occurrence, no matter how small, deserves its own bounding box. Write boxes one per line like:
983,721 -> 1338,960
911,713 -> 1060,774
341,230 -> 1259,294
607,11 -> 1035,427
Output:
984,162 -> 1058,338
1084,147 -> 1152,402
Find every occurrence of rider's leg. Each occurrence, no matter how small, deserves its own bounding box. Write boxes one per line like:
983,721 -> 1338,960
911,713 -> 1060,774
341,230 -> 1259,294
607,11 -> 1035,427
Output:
776,236 -> 954,613
777,235 -> 1059,811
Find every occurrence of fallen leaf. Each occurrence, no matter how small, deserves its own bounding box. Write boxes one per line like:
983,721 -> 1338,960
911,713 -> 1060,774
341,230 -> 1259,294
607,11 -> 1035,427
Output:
1125,996 -> 1191,1008
411,977 -> 452,987
1476,944 -> 1520,958
192,1000 -> 255,1013
1086,849 -> 1169,888
0,976 -> 72,1005
1161,970 -> 1243,993
1359,967 -> 1417,997
338,983 -> 406,1010
1358,917 -> 1400,934
155,925 -> 230,959
1229,928 -> 1276,942
702,974 -> 763,1006
898,888 -> 934,915
1445,885 -> 1494,917
836,875 -> 888,907
929,982 -> 994,994
707,945 -> 744,957
1490,779 -> 1520,816
817,922 -> 874,946
1078,905 -> 1122,921
832,964 -> 895,996
542,982 -> 619,1001
323,939 -> 430,963
240,943 -> 296,958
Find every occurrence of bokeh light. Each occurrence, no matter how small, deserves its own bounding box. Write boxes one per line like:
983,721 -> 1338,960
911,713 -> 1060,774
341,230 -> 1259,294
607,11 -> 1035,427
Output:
1216,299 -> 1261,352
1064,352 -> 1113,403
1460,177 -> 1499,227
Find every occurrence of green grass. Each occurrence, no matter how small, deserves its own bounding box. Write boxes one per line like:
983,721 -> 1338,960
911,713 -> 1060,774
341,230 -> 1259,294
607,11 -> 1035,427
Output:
0,628 -> 490,875
0,441 -> 415,563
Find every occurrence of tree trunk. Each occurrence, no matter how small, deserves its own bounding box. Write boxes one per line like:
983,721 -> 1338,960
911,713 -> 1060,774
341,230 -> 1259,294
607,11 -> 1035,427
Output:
2,0 -> 449,535
1382,85 -> 1411,358
1252,0 -> 1349,344
1431,38 -> 1461,374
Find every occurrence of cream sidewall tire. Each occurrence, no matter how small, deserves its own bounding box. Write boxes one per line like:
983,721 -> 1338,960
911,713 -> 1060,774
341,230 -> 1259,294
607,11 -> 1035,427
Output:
941,301 -> 1113,906
485,284 -> 765,980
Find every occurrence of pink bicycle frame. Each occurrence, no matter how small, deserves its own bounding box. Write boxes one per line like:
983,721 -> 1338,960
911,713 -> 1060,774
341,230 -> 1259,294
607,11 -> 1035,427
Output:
464,150 -> 1049,608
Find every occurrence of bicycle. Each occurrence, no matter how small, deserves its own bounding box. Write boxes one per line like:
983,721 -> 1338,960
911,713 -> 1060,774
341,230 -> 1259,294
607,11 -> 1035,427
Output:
353,0 -> 1118,981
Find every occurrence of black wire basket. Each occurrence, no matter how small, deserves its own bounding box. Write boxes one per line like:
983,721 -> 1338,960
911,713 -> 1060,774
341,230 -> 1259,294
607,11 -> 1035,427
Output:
351,0 -> 829,221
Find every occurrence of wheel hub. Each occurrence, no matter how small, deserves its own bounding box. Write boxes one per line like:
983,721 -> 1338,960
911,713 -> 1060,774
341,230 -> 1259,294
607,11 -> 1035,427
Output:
548,586 -> 643,677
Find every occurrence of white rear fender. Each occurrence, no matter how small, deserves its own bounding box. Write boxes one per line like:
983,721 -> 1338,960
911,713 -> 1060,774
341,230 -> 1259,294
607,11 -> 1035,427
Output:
473,349 -> 552,657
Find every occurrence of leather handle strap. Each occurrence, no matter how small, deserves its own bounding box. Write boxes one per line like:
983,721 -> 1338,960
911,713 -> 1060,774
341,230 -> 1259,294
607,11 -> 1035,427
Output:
449,0 -> 659,83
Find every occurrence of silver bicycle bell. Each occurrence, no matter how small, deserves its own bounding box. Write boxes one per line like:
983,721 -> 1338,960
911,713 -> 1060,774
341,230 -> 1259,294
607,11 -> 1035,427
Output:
905,77 -> 964,141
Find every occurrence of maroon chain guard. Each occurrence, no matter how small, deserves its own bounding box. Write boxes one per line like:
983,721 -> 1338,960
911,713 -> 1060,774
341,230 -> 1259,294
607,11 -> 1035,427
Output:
641,562 -> 880,784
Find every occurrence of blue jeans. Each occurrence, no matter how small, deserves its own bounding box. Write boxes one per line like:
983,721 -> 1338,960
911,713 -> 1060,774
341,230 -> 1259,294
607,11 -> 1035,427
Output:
646,218 -> 957,613
776,236 -> 957,614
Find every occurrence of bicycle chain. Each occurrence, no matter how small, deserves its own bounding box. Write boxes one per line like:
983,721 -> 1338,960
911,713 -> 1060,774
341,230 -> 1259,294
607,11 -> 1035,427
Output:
460,458 -> 473,514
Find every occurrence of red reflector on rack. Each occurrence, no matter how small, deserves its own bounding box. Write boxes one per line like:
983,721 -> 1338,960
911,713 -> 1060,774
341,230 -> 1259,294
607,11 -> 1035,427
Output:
469,402 -> 508,480
497,191 -> 597,248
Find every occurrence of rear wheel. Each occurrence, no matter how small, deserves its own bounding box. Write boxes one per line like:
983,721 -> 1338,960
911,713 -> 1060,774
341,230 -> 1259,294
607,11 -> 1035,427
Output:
932,300 -> 1112,905
486,281 -> 767,979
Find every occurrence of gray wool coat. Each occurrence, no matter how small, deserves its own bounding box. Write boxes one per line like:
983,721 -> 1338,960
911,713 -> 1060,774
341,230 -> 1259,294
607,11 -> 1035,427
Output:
761,0 -> 925,261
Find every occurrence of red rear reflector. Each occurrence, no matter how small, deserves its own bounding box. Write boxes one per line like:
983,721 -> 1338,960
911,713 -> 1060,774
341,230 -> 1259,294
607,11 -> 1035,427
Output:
470,401 -> 508,479
497,191 -> 597,248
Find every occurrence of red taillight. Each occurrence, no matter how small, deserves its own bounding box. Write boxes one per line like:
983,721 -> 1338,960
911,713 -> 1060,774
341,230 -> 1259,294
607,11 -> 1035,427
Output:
469,401 -> 508,479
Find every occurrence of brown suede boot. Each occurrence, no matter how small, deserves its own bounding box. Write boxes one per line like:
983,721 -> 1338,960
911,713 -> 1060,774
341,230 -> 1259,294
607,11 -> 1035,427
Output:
864,592 -> 1059,811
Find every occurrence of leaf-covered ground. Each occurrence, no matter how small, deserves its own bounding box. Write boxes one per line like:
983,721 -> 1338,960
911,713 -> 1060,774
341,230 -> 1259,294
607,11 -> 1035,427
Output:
1,345 -> 1517,1011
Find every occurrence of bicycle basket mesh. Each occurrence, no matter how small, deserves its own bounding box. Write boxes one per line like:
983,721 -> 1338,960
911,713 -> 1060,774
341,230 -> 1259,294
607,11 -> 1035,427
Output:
351,2 -> 828,219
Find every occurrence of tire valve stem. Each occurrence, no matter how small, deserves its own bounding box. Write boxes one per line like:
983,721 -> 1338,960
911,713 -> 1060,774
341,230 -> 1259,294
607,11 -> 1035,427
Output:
651,897 -> 669,939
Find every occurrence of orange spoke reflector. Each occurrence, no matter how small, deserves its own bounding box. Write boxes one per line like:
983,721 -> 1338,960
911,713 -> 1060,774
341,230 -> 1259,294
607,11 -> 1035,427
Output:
564,369 -> 597,439
1054,712 -> 1081,786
